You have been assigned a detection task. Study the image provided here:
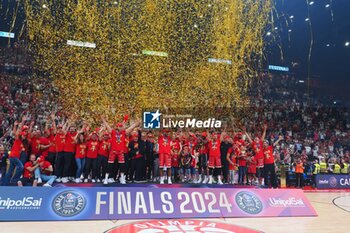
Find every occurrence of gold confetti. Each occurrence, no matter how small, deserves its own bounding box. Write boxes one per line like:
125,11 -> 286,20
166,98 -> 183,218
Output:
24,0 -> 272,124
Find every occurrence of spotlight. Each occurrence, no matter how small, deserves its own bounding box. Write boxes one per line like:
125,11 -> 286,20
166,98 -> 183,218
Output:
326,44 -> 330,47
194,24 -> 198,28
305,18 -> 310,22
288,29 -> 292,32
266,32 -> 271,36
274,27 -> 278,30
309,1 -> 314,5
325,4 -> 330,8
345,42 -> 350,47
289,15 -> 294,19
42,4 -> 47,8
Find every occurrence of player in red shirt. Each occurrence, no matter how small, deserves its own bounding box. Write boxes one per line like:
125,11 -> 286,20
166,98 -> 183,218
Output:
39,130 -> 51,158
102,118 -> 139,184
53,119 -> 70,183
62,124 -> 78,183
171,141 -> 180,183
3,116 -> 28,185
46,113 -> 57,169
247,153 -> 257,185
245,124 -> 267,186
97,132 -> 111,182
74,131 -> 87,183
197,132 -> 209,183
207,132 -> 225,184
37,156 -> 56,187
180,144 -> 192,182
18,154 -> 39,187
29,129 -> 42,156
158,129 -> 173,184
226,146 -> 237,184
236,144 -> 248,185
263,134 -> 283,188
188,133 -> 198,183
84,132 -> 100,182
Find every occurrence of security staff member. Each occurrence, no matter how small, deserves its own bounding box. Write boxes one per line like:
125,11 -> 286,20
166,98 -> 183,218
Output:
341,159 -> 349,174
319,158 -> 327,174
312,160 -> 320,187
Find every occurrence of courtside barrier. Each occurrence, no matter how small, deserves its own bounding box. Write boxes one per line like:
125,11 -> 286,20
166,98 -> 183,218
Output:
0,187 -> 317,221
316,174 -> 350,189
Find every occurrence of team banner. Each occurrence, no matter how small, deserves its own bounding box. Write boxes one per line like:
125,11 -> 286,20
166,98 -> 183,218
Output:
0,187 -> 317,221
316,174 -> 350,189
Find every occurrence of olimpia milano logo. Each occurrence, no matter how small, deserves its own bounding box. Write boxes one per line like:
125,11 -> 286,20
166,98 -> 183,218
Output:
105,220 -> 262,233
52,191 -> 86,217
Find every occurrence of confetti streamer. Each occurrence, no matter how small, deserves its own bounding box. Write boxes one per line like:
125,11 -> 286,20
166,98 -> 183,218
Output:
23,0 -> 272,124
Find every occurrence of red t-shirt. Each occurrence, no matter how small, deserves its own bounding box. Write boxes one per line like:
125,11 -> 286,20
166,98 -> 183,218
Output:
55,133 -> 66,152
159,135 -> 171,155
48,134 -> 56,153
10,138 -> 25,158
30,136 -> 41,155
263,146 -> 275,164
111,130 -> 127,153
171,140 -> 181,151
86,140 -> 99,159
199,143 -> 208,154
227,150 -> 237,171
248,156 -> 257,173
40,161 -> 52,176
64,132 -> 77,153
98,140 -> 111,157
188,141 -> 197,155
208,139 -> 220,157
39,137 -> 50,157
75,143 -> 87,159
23,161 -> 35,178
171,152 -> 180,167
252,141 -> 264,167
238,154 -> 247,166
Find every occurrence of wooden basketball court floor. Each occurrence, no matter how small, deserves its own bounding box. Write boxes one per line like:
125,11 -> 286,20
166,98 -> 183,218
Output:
1,192 -> 350,233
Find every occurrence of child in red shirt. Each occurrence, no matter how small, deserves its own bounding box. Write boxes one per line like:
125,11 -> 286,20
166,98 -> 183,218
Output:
247,153 -> 257,185
226,147 -> 237,184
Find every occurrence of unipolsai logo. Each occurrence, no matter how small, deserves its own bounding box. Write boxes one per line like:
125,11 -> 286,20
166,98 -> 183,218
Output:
235,191 -> 263,215
52,191 -> 86,217
0,197 -> 42,210
143,110 -> 161,129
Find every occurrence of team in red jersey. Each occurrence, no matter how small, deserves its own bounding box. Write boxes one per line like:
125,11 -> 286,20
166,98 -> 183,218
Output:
102,118 -> 140,184
158,130 -> 172,184
4,112 -> 285,189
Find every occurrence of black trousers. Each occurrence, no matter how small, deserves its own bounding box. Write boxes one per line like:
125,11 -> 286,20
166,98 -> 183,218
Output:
47,152 -> 56,169
296,173 -> 304,188
264,163 -> 278,188
131,157 -> 144,181
221,155 -> 229,183
55,151 -> 65,177
63,152 -> 74,178
84,158 -> 97,180
97,155 -> 108,180
146,155 -> 154,180
68,152 -> 76,178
